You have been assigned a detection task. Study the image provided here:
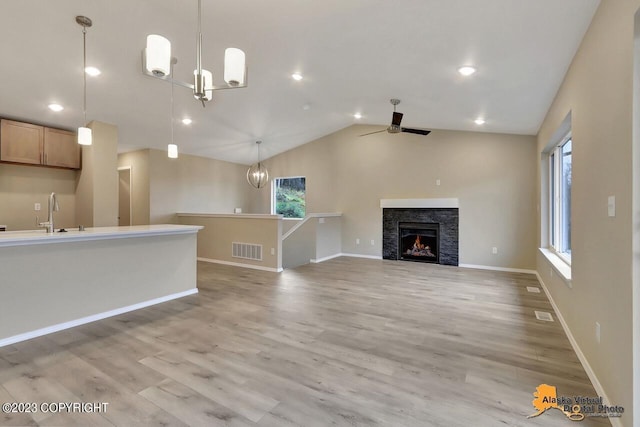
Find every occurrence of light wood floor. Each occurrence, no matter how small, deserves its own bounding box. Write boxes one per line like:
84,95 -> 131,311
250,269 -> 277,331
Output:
0,258 -> 610,426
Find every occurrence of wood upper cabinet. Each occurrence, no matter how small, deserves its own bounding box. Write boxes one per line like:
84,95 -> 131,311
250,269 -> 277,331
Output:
0,119 -> 80,170
0,119 -> 43,165
44,127 -> 80,169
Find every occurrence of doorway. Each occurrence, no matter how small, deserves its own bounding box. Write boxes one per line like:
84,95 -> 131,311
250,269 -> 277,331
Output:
118,166 -> 132,226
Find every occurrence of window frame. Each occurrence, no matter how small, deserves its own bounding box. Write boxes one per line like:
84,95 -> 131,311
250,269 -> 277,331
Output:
548,132 -> 572,265
271,176 -> 306,219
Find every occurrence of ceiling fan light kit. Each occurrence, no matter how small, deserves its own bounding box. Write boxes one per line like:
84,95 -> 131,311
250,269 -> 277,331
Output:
142,0 -> 247,107
360,99 -> 431,137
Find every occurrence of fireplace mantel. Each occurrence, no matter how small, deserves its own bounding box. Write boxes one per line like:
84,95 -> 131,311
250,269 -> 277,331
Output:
380,198 -> 459,209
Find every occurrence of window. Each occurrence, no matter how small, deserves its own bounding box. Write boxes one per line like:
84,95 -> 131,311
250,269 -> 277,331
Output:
272,177 -> 306,219
549,134 -> 572,262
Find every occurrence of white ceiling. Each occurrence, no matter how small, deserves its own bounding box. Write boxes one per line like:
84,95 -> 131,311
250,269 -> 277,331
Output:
0,0 -> 600,165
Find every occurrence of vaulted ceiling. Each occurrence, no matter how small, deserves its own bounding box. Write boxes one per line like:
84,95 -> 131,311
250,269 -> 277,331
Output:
0,0 -> 600,164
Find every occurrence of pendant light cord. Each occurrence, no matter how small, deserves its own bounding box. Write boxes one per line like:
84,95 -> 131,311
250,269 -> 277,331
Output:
196,0 -> 202,76
82,25 -> 87,125
170,62 -> 175,147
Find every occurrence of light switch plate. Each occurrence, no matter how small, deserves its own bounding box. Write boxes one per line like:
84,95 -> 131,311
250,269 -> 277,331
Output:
34,203 -> 41,211
608,196 -> 615,217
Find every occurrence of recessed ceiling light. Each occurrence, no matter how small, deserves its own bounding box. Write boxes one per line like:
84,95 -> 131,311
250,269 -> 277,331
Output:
458,66 -> 477,76
474,118 -> 486,125
182,118 -> 192,125
353,113 -> 362,119
48,103 -> 64,112
291,73 -> 303,81
85,66 -> 101,76
302,104 -> 311,111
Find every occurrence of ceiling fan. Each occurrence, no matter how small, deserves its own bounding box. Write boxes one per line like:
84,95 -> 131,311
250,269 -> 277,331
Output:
360,99 -> 431,137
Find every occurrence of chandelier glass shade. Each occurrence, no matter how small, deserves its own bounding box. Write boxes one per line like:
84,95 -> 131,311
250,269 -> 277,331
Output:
224,48 -> 246,86
193,69 -> 214,102
145,35 -> 171,77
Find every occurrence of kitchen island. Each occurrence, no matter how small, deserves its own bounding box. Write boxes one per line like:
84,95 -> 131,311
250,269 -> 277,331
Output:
0,224 -> 202,346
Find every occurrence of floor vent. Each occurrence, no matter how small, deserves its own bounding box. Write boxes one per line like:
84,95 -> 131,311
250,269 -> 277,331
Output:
232,242 -> 262,261
526,286 -> 541,293
534,311 -> 554,322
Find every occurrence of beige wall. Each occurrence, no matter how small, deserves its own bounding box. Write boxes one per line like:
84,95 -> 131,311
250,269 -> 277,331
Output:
178,214 -> 282,271
117,149 -> 252,225
253,125 -> 537,270
118,168 -> 131,226
76,121 -> 118,227
148,149 -> 252,224
536,0 -> 639,424
0,163 -> 77,230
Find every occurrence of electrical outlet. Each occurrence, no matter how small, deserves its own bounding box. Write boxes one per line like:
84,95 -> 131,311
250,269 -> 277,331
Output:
319,217 -> 325,224
436,179 -> 441,186
370,239 -> 375,245
34,203 -> 41,211
356,238 -> 360,245
270,248 -> 275,256
492,247 -> 498,255
595,322 -> 601,344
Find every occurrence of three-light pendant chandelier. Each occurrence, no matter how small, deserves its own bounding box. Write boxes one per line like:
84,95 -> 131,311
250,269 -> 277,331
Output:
143,0 -> 247,159
143,0 -> 247,106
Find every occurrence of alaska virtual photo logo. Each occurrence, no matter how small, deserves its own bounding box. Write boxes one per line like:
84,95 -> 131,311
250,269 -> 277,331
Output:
527,384 -> 624,421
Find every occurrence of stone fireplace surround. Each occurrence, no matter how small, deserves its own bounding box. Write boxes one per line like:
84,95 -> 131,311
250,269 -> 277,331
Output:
381,199 -> 459,266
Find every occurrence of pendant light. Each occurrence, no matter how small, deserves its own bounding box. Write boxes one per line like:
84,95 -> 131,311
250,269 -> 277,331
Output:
247,141 -> 269,189
141,0 -> 247,107
76,16 -> 92,146
168,59 -> 178,159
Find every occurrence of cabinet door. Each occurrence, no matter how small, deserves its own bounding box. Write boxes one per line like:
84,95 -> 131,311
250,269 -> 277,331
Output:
0,119 -> 43,165
43,127 -> 80,169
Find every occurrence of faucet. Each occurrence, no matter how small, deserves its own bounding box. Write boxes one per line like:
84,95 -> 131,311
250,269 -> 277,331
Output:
37,192 -> 59,234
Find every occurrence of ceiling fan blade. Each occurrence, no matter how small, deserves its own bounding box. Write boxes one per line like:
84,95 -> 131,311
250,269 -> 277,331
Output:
392,112 -> 403,127
401,127 -> 431,136
359,129 -> 387,137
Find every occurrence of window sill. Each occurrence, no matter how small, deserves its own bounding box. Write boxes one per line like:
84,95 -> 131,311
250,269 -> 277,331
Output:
282,217 -> 303,221
539,247 -> 572,287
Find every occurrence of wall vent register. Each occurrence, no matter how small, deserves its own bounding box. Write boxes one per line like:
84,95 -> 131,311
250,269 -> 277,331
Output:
232,242 -> 262,261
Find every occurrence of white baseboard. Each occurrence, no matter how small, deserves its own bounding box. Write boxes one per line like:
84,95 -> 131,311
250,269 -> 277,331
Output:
339,253 -> 383,260
0,288 -> 198,348
459,263 -> 537,275
310,253 -> 343,263
198,257 -> 283,273
535,272 -> 622,427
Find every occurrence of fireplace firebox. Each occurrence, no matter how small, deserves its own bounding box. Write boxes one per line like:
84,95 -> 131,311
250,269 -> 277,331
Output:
398,222 -> 439,263
382,206 -> 458,266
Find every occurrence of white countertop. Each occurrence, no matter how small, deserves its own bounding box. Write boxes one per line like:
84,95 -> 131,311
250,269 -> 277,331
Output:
178,213 -> 283,220
0,224 -> 203,247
